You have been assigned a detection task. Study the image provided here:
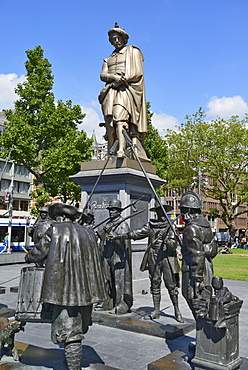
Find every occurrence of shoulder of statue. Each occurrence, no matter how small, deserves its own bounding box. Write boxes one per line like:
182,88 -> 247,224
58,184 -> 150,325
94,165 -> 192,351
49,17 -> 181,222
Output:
128,45 -> 144,59
129,45 -> 140,51
192,215 -> 210,228
184,223 -> 199,238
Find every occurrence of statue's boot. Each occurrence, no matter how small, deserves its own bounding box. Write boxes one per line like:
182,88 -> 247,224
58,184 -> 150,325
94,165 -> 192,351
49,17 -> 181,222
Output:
64,340 -> 82,370
170,292 -> 184,323
149,293 -> 161,319
115,301 -> 129,315
116,121 -> 127,158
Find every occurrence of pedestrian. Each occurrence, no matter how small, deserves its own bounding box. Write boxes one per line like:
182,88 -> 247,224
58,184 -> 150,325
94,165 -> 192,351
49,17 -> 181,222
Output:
4,232 -> 11,254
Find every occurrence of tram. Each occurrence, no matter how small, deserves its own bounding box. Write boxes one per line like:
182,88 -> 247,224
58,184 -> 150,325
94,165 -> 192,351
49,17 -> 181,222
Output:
0,217 -> 35,253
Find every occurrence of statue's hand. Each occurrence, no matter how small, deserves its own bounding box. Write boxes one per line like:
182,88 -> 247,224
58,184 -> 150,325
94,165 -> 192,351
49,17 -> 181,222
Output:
25,252 -> 32,263
194,281 -> 204,298
108,234 -> 126,240
103,224 -> 113,234
112,74 -> 127,87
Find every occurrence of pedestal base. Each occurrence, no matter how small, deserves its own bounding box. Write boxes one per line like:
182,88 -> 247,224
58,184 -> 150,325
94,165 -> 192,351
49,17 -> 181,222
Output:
93,309 -> 195,340
148,351 -> 248,370
192,301 -> 243,370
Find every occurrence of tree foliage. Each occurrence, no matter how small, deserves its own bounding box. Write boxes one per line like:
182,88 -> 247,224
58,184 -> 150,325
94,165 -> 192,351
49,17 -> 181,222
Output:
0,46 -> 92,212
164,108 -> 248,233
144,102 -> 168,180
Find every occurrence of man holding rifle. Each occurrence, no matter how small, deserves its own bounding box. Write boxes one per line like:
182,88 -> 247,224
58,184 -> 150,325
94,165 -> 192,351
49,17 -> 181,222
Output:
96,199 -> 133,315
113,198 -> 184,322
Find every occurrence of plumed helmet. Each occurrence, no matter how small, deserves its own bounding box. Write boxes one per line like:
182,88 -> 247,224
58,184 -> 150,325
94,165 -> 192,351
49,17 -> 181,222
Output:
179,190 -> 203,209
150,197 -> 173,212
107,199 -> 123,211
48,203 -> 82,221
108,23 -> 129,44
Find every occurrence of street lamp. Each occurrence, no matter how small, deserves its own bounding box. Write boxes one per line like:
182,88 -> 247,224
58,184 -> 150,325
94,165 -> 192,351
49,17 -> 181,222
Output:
192,168 -> 208,195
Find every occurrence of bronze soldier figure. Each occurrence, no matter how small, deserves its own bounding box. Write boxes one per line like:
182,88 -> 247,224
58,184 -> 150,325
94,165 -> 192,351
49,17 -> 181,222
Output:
114,199 -> 184,322
28,205 -> 53,245
179,189 -> 217,317
25,203 -> 107,370
96,199 -> 133,315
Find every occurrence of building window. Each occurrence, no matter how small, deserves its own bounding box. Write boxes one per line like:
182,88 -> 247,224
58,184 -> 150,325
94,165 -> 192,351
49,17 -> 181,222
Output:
0,179 -> 11,192
14,164 -> 29,178
0,162 -> 12,175
13,181 -> 30,194
20,200 -> 28,211
13,200 -> 19,210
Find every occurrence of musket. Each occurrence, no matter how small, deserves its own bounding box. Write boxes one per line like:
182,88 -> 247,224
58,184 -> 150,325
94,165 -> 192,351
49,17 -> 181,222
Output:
122,129 -> 182,247
140,215 -> 181,272
77,140 -> 118,223
93,195 -> 145,229
103,208 -> 145,235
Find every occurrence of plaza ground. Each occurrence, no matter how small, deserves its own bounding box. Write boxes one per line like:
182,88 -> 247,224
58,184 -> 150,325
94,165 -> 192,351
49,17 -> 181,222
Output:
0,263 -> 247,369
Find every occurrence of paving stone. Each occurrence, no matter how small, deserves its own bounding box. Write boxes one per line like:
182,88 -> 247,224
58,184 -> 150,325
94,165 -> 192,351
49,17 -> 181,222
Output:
1,264 -> 247,370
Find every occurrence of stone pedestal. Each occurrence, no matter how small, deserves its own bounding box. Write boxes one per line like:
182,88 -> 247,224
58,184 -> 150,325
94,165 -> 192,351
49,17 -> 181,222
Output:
192,301 -> 243,370
70,158 -> 166,294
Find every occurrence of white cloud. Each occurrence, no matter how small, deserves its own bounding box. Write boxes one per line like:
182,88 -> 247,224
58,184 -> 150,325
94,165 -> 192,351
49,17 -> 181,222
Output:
0,73 -> 26,110
78,106 -> 105,143
206,96 -> 248,119
152,112 -> 179,134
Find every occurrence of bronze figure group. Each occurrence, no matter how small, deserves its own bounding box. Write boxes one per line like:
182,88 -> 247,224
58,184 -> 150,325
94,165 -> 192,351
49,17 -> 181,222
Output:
6,24 -> 242,370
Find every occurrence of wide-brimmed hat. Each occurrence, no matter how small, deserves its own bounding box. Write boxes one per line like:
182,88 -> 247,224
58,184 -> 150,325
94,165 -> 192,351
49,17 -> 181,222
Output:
107,199 -> 123,211
150,198 -> 173,212
48,203 -> 81,221
39,205 -> 49,213
108,23 -> 129,44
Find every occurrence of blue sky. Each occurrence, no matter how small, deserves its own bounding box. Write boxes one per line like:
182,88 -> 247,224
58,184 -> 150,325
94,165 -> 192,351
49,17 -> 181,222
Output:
1,0 -> 248,142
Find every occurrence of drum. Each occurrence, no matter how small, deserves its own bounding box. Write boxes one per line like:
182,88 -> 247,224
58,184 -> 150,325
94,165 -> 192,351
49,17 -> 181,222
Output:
15,266 -> 53,323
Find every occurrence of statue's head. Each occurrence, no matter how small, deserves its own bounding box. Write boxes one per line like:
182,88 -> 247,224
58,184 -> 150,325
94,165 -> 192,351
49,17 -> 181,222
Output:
179,190 -> 203,222
212,276 -> 224,291
107,199 -> 122,219
39,205 -> 49,220
150,197 -> 173,221
108,23 -> 129,49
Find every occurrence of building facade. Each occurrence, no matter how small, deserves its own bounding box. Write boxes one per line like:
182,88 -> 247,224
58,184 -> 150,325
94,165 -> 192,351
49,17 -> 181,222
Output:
165,188 -> 247,236
0,112 -> 33,217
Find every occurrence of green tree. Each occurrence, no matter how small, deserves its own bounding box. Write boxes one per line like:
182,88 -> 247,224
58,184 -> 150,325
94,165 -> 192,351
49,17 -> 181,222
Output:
0,46 -> 92,213
144,102 -> 168,180
165,108 -> 248,234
